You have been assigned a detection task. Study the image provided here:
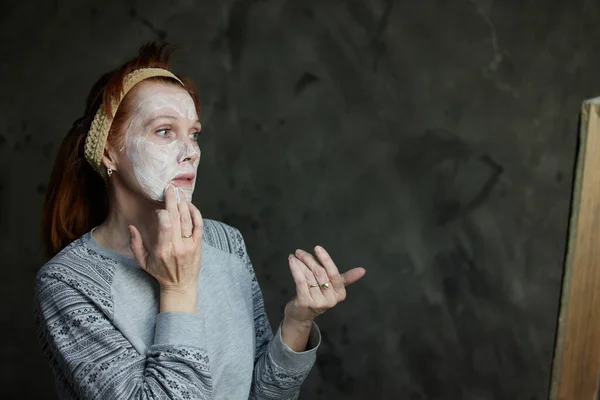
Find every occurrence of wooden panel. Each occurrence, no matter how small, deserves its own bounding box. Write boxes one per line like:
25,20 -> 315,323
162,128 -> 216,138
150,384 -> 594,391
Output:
551,98 -> 600,399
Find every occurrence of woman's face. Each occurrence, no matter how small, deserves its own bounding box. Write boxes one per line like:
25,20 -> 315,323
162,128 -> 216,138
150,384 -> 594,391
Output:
118,81 -> 201,203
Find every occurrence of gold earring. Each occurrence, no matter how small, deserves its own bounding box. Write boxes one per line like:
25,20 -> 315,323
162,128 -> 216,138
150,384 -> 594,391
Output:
107,167 -> 113,177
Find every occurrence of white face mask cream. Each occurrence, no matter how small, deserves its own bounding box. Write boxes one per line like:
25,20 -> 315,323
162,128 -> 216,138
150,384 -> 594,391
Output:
124,85 -> 201,202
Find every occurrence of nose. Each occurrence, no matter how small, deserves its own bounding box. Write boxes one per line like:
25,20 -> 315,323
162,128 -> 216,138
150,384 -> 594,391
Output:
179,142 -> 200,164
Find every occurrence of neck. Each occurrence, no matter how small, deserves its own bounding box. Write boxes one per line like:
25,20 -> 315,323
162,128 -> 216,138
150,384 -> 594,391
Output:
94,181 -> 161,258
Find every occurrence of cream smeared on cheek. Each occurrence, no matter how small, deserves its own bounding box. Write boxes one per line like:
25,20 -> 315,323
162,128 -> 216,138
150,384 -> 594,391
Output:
125,92 -> 201,202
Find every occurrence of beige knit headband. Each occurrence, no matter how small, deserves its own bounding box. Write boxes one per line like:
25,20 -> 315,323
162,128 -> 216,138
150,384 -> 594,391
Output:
84,67 -> 183,181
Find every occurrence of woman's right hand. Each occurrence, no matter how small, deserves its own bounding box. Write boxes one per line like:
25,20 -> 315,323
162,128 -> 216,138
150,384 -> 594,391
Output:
128,184 -> 203,313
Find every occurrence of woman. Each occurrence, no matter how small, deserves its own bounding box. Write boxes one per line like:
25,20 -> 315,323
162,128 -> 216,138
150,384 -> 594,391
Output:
34,42 -> 365,399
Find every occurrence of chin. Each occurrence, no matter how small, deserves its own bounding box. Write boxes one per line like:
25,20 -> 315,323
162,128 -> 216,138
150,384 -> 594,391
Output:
180,188 -> 194,203
142,182 -> 195,203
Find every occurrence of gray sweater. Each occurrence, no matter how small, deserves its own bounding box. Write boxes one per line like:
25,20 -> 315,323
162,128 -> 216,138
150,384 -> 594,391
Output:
33,219 -> 321,399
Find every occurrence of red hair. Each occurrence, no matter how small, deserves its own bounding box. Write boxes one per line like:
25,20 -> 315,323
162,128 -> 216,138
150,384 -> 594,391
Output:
41,42 -> 200,258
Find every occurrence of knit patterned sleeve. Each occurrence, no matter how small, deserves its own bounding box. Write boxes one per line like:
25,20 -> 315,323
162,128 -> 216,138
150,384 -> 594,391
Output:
224,227 -> 321,400
33,265 -> 213,399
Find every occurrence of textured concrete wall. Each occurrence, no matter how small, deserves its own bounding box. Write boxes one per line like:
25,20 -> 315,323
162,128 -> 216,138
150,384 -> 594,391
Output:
2,0 -> 599,398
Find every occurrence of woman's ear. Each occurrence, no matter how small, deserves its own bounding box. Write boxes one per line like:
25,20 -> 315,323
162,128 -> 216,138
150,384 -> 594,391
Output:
101,145 -> 119,172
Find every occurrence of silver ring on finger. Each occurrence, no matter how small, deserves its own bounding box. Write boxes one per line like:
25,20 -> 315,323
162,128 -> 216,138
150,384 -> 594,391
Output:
320,282 -> 330,290
182,232 -> 193,239
308,283 -> 320,288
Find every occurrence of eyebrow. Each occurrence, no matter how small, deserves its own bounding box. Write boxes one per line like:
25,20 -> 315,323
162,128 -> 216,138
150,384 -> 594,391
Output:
144,115 -> 201,127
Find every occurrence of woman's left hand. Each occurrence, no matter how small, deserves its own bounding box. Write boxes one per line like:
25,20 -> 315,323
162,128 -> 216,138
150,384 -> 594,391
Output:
284,246 -> 366,324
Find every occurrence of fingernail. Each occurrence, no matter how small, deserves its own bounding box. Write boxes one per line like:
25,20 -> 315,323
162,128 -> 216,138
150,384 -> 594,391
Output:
315,245 -> 322,252
295,249 -> 303,256
288,254 -> 294,261
176,187 -> 181,204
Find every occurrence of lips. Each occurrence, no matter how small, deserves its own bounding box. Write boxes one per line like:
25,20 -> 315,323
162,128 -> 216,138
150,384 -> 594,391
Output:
171,172 -> 196,187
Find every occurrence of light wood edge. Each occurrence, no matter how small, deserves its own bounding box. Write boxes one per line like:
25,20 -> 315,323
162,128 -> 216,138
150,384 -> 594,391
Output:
549,99 -> 594,399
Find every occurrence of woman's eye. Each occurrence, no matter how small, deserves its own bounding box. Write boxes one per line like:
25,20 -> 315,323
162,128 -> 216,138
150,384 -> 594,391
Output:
190,131 -> 201,141
156,128 -> 171,138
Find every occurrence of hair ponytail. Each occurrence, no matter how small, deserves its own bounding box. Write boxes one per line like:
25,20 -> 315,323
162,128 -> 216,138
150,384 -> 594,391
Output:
41,117 -> 108,258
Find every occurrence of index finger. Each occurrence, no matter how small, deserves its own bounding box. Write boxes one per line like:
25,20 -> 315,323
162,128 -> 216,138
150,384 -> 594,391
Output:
164,184 -> 181,239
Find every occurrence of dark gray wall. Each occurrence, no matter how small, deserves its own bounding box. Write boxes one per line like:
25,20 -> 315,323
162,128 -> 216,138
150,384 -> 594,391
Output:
1,0 -> 597,398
